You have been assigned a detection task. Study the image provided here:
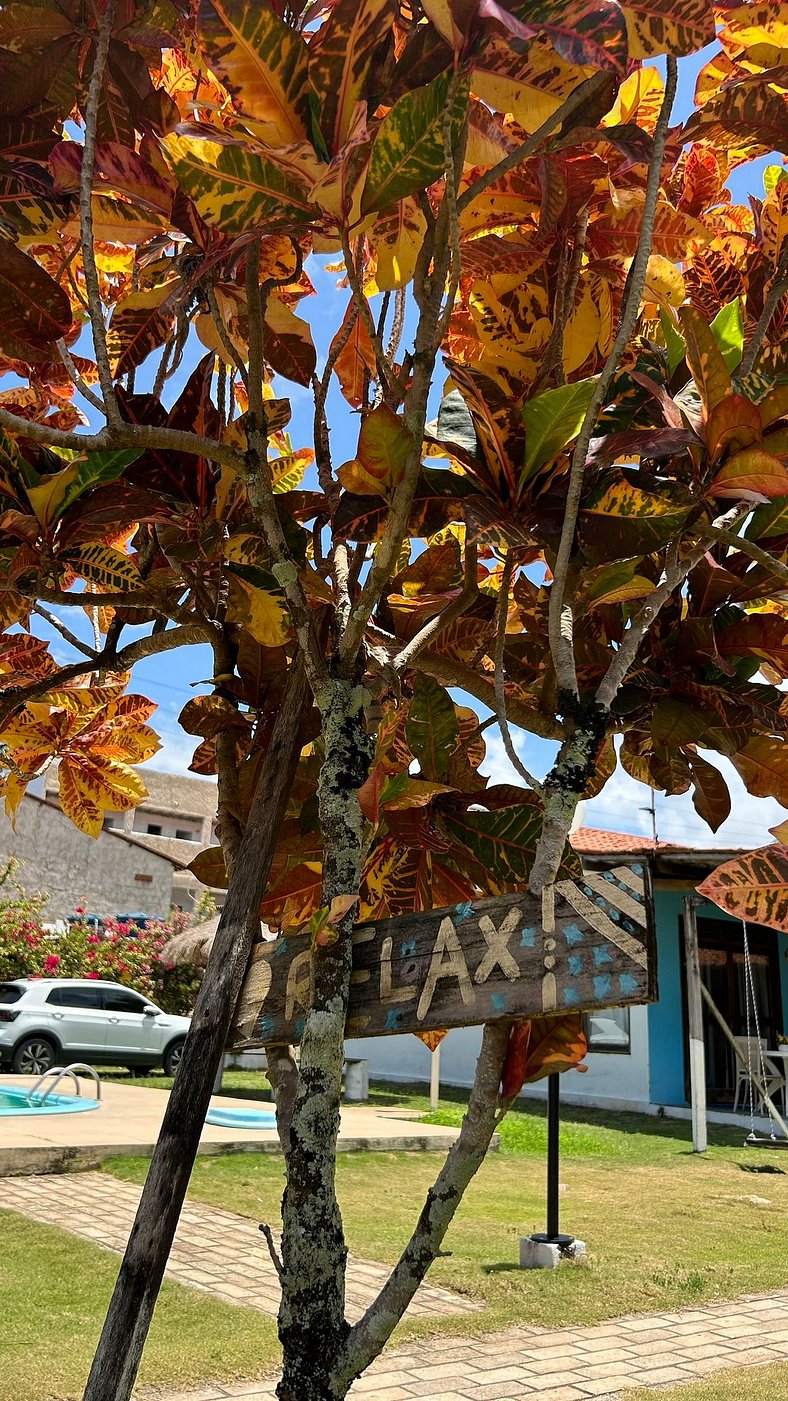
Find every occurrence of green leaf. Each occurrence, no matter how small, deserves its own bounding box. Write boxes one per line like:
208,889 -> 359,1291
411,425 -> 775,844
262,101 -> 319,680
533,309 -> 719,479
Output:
711,299 -> 744,373
362,72 -> 469,216
764,165 -> 788,195
406,674 -> 459,783
57,449 -> 142,521
521,377 -> 597,485
659,308 -> 685,376
443,803 -> 543,883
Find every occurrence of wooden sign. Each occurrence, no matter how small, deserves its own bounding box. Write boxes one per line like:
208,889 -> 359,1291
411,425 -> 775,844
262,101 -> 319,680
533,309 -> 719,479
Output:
231,863 -> 656,1047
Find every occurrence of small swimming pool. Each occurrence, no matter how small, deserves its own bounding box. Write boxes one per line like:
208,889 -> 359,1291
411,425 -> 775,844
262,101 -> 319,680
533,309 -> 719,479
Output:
205,1105 -> 277,1130
0,1085 -> 100,1115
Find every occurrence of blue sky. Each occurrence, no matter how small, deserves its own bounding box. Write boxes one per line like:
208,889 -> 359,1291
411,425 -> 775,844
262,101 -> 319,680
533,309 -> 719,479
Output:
31,50 -> 786,851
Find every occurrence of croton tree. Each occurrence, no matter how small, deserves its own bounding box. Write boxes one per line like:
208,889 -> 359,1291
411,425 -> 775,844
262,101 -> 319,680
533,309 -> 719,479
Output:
0,0 -> 787,1396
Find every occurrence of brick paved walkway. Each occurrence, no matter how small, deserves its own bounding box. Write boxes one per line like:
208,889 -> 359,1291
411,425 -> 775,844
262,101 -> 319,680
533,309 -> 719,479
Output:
2,1172 -> 479,1323
153,1291 -> 788,1401
8,1173 -> 788,1399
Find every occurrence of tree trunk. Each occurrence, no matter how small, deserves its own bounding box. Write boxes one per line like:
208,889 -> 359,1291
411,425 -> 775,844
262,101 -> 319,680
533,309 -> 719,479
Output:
277,677 -> 373,1401
82,660 -> 308,1401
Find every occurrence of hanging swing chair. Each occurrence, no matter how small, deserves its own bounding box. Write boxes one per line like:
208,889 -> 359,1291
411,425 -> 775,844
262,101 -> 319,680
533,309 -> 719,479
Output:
740,921 -> 788,1149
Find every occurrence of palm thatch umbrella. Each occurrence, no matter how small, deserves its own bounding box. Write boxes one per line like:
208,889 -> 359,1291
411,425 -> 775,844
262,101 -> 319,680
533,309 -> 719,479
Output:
158,914 -> 219,971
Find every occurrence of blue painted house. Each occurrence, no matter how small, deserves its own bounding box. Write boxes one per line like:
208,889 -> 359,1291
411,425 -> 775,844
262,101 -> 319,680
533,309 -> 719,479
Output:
346,826 -> 788,1122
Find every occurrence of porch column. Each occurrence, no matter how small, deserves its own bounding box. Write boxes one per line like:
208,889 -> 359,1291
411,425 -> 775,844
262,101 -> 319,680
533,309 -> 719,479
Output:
683,895 -> 708,1153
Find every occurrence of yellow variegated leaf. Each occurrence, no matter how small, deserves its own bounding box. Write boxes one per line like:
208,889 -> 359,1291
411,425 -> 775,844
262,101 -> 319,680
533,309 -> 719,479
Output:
63,543 -> 143,592
642,254 -> 686,307
227,574 -> 290,646
760,177 -> 788,266
198,0 -> 311,146
603,65 -> 664,132
372,198 -> 427,291
107,284 -> 177,376
621,0 -> 715,58
471,36 -> 591,134
64,195 -> 169,244
1,772 -> 27,824
680,304 -> 732,412
272,447 -> 313,492
57,761 -> 105,837
562,280 -> 603,375
308,0 -> 393,154
165,135 -> 318,235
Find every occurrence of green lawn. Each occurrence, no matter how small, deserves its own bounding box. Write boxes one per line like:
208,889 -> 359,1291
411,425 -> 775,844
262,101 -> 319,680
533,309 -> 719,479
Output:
105,1085 -> 788,1340
630,1364 -> 788,1399
0,1209 -> 278,1401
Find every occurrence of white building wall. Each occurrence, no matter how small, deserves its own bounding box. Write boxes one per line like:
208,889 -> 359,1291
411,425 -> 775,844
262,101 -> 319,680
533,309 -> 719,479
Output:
346,1002 -> 651,1114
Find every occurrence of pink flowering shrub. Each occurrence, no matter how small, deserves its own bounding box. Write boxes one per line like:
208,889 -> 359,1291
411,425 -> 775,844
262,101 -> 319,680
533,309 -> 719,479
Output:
0,895 -> 200,1015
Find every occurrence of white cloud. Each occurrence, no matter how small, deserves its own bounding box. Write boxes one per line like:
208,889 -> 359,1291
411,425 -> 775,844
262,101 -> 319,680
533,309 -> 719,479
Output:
479,726 -> 786,852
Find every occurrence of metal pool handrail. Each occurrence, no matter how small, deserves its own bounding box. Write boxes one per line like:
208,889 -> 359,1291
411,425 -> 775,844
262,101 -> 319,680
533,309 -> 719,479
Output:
28,1063 -> 102,1105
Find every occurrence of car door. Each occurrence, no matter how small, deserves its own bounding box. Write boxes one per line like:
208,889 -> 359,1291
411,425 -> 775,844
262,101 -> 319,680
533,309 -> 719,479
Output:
102,986 -> 165,1062
45,986 -> 107,1056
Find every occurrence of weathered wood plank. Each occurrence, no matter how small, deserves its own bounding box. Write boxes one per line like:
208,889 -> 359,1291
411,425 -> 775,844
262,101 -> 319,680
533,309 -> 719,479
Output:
231,863 -> 656,1047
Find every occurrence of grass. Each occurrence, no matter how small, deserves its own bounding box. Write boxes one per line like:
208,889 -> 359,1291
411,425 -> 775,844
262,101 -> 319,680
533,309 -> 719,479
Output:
630,1364 -> 788,1399
0,1208 -> 278,1401
104,1082 -> 788,1341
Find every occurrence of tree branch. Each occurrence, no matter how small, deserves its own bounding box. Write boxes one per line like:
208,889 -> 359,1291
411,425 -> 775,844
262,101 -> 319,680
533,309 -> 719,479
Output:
32,604 -> 99,660
493,553 -> 544,796
79,0 -> 120,427
595,502 -> 751,711
0,407 -> 246,473
0,623 -> 209,730
698,522 -> 788,586
741,241 -> 788,379
546,59 -> 678,699
456,72 -> 610,216
56,339 -> 104,413
242,241 -> 328,698
337,1021 -> 511,1387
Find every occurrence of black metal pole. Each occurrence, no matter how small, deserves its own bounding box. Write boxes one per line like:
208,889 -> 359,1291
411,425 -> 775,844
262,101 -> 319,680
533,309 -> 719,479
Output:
546,1072 -> 560,1239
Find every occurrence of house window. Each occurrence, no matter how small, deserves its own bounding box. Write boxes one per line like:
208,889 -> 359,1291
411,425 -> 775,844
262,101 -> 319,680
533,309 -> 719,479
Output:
134,873 -> 153,884
175,827 -> 198,841
146,823 -> 162,835
584,1007 -> 631,1053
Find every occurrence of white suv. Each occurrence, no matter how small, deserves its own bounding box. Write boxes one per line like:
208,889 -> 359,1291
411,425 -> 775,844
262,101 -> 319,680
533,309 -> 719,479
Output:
0,979 -> 191,1077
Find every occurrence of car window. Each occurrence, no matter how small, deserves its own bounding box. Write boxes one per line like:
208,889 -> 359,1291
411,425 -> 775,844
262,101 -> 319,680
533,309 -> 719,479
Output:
103,988 -> 148,1014
0,983 -> 24,1004
46,986 -> 103,1008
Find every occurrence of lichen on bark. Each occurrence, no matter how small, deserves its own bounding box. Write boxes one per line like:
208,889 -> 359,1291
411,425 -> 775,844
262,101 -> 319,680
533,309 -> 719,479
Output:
277,676 -> 374,1401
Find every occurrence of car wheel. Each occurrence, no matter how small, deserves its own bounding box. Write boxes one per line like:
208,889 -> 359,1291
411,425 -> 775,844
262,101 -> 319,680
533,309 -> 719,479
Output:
13,1036 -> 57,1076
163,1039 -> 185,1077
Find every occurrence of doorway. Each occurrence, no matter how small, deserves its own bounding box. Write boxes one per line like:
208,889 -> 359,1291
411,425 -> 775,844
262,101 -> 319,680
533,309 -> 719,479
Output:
696,918 -> 783,1102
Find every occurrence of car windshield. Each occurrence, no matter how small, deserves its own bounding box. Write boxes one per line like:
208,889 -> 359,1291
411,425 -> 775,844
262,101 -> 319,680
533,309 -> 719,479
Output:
0,983 -> 23,1004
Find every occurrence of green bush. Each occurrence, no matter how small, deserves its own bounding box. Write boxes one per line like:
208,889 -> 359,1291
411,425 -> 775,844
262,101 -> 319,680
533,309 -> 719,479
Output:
0,878 -> 200,1015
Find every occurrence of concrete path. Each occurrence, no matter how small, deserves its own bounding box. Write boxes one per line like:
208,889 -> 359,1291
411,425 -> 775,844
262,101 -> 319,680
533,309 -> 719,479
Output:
152,1290 -> 788,1401
2,1171 -> 479,1323
0,1078 -> 463,1176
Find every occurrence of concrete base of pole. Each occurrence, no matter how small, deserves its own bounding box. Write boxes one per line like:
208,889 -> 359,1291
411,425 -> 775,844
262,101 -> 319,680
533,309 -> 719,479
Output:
519,1236 -> 587,1269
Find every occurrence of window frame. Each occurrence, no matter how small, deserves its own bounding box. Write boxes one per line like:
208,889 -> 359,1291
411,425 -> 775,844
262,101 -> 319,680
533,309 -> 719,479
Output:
45,986 -> 104,1009
583,1006 -> 632,1054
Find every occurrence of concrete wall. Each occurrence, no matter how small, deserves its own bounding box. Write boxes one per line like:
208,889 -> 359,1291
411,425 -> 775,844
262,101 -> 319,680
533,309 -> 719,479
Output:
0,797 -> 174,920
346,1007 -> 652,1112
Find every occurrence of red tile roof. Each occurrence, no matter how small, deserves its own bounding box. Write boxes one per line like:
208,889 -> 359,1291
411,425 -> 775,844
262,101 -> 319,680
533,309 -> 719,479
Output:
571,826 -> 680,855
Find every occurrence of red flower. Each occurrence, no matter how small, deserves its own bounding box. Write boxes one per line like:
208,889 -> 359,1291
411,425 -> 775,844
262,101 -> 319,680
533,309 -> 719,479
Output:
44,954 -> 60,972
